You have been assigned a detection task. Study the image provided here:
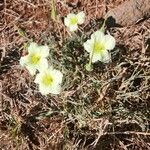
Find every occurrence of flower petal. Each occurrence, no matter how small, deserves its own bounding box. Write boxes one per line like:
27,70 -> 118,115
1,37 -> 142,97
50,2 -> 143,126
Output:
51,69 -> 63,85
51,85 -> 61,94
38,85 -> 51,95
64,17 -> 70,27
101,50 -> 111,63
38,45 -> 49,58
28,42 -> 39,54
92,53 -> 102,63
104,34 -> 116,50
34,73 -> 41,83
91,31 -> 105,42
38,58 -> 49,71
83,39 -> 94,53
26,65 -> 37,75
39,84 -> 61,95
20,55 -> 29,66
77,11 -> 85,24
67,13 -> 76,19
69,24 -> 78,32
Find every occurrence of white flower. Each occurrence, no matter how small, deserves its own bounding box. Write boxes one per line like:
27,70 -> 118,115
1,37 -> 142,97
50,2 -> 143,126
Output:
64,11 -> 85,32
84,31 -> 116,63
34,67 -> 63,95
20,42 -> 49,75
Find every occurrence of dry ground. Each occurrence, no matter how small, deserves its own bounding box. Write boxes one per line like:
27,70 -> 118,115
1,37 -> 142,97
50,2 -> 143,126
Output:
0,0 -> 150,150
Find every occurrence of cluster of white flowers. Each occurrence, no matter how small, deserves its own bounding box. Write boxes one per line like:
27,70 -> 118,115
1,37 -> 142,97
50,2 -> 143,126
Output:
64,12 -> 116,65
20,11 -> 116,95
20,42 -> 63,95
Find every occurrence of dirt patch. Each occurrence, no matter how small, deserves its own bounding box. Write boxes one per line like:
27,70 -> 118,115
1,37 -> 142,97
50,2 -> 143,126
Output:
0,0 -> 150,149
105,0 -> 150,26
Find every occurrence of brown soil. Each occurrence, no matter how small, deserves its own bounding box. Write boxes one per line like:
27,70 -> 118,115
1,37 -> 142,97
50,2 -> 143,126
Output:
0,0 -> 150,150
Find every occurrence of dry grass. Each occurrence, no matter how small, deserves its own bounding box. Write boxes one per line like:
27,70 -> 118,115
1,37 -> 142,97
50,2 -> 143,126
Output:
0,0 -> 150,150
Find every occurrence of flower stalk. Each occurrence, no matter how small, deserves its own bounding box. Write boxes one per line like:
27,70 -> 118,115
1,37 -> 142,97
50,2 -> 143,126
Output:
51,0 -> 57,21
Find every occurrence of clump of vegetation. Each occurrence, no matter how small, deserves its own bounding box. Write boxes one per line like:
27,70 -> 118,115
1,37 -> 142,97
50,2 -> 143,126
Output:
0,0 -> 150,150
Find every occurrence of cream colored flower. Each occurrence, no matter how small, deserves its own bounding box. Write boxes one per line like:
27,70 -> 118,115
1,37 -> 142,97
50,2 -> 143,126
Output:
20,42 -> 49,75
64,11 -> 85,32
84,31 -> 116,63
34,67 -> 63,95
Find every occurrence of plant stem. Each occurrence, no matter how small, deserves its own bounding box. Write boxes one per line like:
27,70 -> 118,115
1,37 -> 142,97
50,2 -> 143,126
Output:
86,45 -> 94,71
100,19 -> 106,32
51,0 -> 57,21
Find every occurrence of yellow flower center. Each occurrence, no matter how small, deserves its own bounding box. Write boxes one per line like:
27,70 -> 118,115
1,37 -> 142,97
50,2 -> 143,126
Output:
42,74 -> 54,86
31,55 -> 41,64
71,17 -> 78,25
94,42 -> 105,53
